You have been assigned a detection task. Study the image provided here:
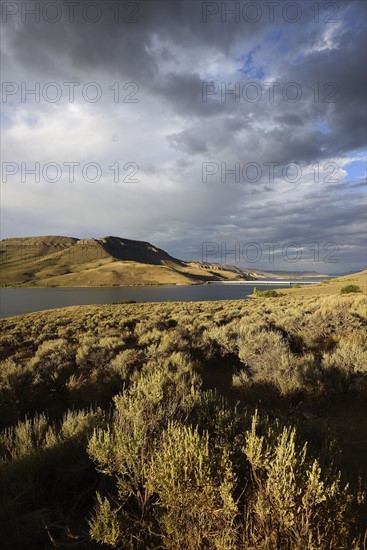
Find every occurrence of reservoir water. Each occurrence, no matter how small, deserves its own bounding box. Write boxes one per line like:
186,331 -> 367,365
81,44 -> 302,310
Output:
0,282 -> 322,318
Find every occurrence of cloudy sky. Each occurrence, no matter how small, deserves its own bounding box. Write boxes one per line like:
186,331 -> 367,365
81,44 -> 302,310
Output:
1,0 -> 366,273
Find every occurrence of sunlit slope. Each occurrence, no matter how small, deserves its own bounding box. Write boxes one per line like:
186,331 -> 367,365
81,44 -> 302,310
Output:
278,270 -> 367,297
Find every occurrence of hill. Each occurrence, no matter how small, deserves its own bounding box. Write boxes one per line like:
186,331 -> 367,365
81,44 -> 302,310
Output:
0,235 -> 334,287
276,269 -> 367,297
0,235 -> 257,287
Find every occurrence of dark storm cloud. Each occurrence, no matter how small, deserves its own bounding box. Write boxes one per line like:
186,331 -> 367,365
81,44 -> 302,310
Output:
1,1 -> 255,79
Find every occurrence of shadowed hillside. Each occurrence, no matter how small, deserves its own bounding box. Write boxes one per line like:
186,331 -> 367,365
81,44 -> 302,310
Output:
99,236 -> 186,265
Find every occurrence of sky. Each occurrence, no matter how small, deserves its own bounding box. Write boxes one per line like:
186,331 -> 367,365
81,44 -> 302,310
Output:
1,0 -> 366,274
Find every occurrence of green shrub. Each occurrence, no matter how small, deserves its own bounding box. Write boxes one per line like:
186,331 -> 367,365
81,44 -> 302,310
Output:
340,285 -> 362,294
254,288 -> 283,297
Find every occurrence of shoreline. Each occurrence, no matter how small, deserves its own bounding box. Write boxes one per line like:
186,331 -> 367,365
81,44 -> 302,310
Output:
0,278 -> 325,289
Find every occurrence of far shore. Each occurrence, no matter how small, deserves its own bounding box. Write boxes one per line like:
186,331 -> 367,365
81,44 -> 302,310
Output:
1,278 -> 325,289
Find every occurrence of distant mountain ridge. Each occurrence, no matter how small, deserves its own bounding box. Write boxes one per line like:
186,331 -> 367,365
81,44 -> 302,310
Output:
0,235 -> 329,287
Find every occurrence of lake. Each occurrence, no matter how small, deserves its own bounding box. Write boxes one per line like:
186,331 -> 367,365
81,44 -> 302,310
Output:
0,282 -> 320,318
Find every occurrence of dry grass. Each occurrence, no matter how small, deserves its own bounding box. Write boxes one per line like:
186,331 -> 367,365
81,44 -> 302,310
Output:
275,270 -> 367,297
0,275 -> 366,548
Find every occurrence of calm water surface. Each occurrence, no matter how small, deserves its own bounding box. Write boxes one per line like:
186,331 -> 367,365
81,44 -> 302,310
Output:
0,282 -> 321,318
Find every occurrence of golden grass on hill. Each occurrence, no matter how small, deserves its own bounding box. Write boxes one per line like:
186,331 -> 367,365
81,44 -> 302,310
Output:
0,235 -> 253,287
276,270 -> 367,297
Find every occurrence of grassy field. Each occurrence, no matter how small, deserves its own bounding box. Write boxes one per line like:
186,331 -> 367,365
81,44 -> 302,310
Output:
0,272 -> 366,548
278,270 -> 367,297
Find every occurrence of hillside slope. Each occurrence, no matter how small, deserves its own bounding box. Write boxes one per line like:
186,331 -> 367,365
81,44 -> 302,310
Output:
0,236 -> 255,287
276,270 -> 367,297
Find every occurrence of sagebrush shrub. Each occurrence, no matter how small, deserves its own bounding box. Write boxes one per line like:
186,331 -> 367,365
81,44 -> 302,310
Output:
0,292 -> 366,549
146,423 -> 238,550
237,327 -> 298,394
29,338 -> 75,394
340,284 -> 362,294
0,358 -> 35,425
323,336 -> 367,375
243,413 -> 361,550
